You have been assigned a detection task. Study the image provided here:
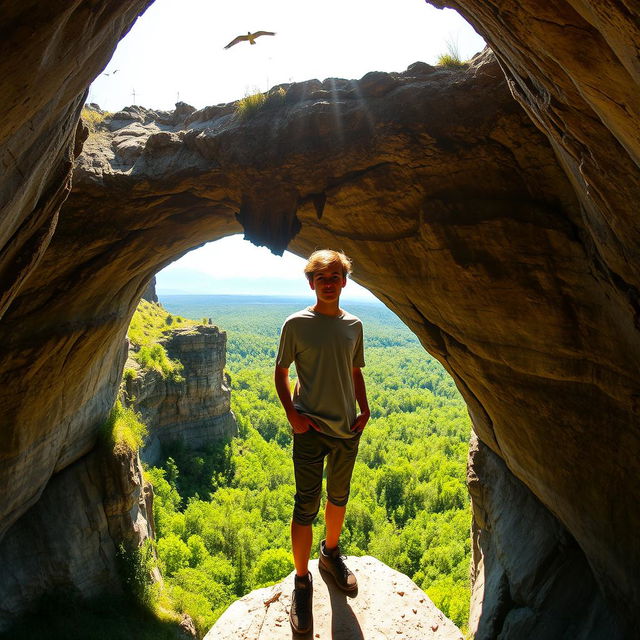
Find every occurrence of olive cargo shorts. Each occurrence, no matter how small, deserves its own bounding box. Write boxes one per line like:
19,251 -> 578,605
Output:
292,429 -> 361,526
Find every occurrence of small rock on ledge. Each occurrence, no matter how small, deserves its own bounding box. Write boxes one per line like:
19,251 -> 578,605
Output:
205,556 -> 462,640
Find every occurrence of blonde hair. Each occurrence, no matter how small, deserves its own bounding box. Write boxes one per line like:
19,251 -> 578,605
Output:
304,249 -> 353,282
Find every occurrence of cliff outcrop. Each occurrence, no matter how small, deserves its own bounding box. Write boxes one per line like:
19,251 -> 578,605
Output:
206,557 -> 463,640
0,2 -> 639,637
0,442 -> 153,628
124,324 -> 237,464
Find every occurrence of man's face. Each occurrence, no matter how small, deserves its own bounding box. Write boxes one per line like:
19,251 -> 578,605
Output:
309,263 -> 346,303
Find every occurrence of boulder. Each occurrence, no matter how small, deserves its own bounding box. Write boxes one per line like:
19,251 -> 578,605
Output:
206,557 -> 463,640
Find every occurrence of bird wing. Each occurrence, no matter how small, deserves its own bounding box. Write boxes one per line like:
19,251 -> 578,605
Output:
224,34 -> 249,49
253,31 -> 276,38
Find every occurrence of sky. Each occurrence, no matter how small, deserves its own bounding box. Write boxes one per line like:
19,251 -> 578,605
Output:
89,0 -> 485,300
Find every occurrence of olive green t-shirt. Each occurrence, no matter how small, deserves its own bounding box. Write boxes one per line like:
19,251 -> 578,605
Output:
276,308 -> 365,439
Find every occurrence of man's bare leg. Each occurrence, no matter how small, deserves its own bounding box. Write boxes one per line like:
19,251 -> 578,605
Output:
320,501 -> 357,591
324,501 -> 346,550
291,520 -> 313,575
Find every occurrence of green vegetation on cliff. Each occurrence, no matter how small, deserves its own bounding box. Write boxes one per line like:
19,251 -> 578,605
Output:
81,296 -> 471,637
142,295 -> 472,635
80,106 -> 110,134
127,299 -> 190,380
101,400 -> 148,454
128,299 -> 190,346
235,86 -> 286,120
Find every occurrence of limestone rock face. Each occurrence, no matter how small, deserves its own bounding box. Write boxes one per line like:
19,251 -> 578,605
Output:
0,444 -> 153,627
141,276 -> 159,303
0,2 -> 640,636
206,557 -> 463,640
0,0 -> 153,319
466,434 -> 622,639
124,325 -> 237,463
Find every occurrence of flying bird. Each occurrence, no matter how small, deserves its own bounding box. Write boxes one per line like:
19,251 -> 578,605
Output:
224,31 -> 276,49
102,69 -> 119,76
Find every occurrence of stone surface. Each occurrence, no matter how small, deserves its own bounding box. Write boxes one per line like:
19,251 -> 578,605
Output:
1,2 -> 640,637
0,0 -> 153,319
141,276 -> 159,303
466,434 -> 622,639
206,557 -> 463,640
6,50 -> 634,635
0,444 -> 153,628
123,324 -> 237,462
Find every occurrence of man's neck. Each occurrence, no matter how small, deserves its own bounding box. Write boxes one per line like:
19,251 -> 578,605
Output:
311,299 -> 343,316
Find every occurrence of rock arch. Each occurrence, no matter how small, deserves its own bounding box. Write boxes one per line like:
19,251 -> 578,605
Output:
0,2 -> 638,637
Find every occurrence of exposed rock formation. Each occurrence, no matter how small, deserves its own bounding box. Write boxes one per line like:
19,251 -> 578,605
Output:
124,325 -> 237,464
0,443 -> 153,628
206,557 -> 463,640
141,276 -> 159,303
1,2 -> 639,637
0,0 -> 152,319
466,434 -> 622,639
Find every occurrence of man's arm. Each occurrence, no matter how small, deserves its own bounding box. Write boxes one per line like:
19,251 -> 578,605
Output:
274,366 -> 319,434
351,367 -> 370,433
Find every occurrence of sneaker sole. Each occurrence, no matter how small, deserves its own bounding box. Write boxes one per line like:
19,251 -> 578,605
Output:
289,620 -> 313,635
318,562 -> 358,593
289,606 -> 313,634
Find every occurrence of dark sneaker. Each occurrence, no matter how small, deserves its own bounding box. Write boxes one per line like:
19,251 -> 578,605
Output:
319,539 -> 357,592
289,572 -> 313,634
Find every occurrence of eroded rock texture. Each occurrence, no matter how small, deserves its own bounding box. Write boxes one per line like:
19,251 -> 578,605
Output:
0,443 -> 153,629
206,557 -> 463,640
0,1 -> 639,636
124,324 -> 237,464
0,0 -> 152,318
467,434 -> 621,638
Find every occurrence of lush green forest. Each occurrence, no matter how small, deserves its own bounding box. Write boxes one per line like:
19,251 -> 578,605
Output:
143,294 -> 472,636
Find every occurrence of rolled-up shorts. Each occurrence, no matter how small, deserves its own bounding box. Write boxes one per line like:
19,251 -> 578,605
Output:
292,428 -> 361,526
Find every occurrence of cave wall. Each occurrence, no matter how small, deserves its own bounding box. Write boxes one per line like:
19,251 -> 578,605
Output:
467,434 -> 622,639
429,2 -> 640,626
0,1 -> 638,636
0,0 -> 153,319
0,436 -> 154,628
0,0 -> 152,539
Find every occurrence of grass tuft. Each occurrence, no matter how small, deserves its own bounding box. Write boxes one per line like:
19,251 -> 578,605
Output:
137,344 -> 184,381
102,400 -> 148,455
81,107 -> 109,133
235,86 -> 286,120
436,38 -> 466,68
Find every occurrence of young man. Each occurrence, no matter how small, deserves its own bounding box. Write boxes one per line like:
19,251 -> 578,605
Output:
274,249 -> 370,634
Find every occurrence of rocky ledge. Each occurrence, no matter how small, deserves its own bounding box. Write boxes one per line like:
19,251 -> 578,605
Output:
123,323 -> 237,464
206,557 -> 462,640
